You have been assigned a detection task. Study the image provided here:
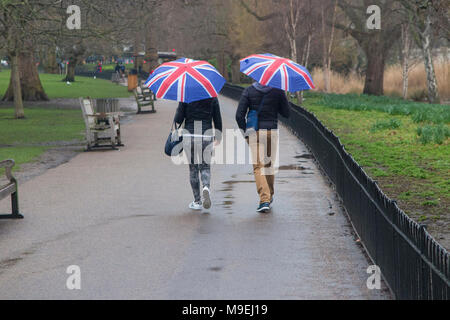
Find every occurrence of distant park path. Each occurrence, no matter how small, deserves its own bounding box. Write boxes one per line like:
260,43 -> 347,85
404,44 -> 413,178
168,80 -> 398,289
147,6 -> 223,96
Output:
0,96 -> 390,299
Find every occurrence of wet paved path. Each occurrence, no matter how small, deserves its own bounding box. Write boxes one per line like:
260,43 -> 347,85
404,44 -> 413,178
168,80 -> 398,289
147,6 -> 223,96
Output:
0,96 -> 389,299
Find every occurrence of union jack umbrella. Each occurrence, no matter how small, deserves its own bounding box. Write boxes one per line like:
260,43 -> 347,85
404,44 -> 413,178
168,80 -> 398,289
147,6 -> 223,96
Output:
240,53 -> 315,92
144,58 -> 226,103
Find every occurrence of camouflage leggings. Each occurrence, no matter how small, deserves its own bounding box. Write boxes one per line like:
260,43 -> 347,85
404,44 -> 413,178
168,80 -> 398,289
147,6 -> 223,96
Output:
186,138 -> 212,202
189,163 -> 211,202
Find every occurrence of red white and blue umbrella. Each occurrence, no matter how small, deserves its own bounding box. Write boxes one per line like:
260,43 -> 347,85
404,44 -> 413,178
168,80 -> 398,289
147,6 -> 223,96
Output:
240,53 -> 315,92
144,58 -> 226,103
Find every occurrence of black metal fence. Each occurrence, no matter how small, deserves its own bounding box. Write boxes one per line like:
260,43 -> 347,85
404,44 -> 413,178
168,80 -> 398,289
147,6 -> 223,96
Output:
75,69 -> 115,81
221,83 -> 449,300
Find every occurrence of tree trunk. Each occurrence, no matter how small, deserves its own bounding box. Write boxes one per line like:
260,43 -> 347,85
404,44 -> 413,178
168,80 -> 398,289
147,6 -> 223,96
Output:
43,47 -> 59,74
321,0 -> 337,93
217,49 -> 230,82
231,56 -> 240,84
303,34 -> 311,68
63,59 -> 76,82
143,30 -> 158,73
289,38 -> 297,63
288,36 -> 301,102
402,58 -> 409,100
420,10 -> 440,104
363,41 -> 386,96
401,23 -> 411,100
422,40 -> 440,104
321,5 -> 329,92
298,34 -> 312,105
63,43 -> 86,83
3,50 -> 49,101
10,54 -> 25,119
323,63 -> 331,92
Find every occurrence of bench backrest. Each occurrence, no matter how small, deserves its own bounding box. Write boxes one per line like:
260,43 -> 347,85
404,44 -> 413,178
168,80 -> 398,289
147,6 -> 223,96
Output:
133,89 -> 139,100
0,159 -> 14,182
0,160 -> 16,199
79,98 -> 96,127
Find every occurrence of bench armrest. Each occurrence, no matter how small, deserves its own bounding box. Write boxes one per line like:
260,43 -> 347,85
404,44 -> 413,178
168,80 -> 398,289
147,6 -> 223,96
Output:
86,113 -> 119,126
0,159 -> 15,181
86,114 -> 115,120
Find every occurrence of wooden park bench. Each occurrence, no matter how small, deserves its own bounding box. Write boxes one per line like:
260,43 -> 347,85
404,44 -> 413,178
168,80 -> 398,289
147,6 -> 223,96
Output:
112,72 -> 121,84
79,98 -> 124,151
138,81 -> 156,101
133,88 -> 156,114
0,159 -> 23,220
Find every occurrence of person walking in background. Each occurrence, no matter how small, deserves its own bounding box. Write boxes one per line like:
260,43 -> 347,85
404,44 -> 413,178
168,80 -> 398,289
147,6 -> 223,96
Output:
94,60 -> 102,79
236,82 -> 290,213
174,97 -> 222,211
115,62 -> 121,74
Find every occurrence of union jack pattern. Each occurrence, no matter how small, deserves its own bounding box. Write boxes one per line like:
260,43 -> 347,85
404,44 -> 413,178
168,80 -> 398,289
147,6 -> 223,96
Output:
240,54 -> 315,92
144,58 -> 226,103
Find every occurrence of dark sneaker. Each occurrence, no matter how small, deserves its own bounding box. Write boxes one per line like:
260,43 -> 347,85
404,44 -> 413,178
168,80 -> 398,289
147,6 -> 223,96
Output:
202,186 -> 211,209
257,202 -> 271,213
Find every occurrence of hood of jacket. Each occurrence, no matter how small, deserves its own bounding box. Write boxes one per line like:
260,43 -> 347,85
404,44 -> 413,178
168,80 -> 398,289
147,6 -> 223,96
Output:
252,82 -> 273,93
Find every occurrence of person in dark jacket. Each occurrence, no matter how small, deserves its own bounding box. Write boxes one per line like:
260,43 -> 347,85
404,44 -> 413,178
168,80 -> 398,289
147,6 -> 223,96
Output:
236,82 -> 290,213
174,97 -> 222,211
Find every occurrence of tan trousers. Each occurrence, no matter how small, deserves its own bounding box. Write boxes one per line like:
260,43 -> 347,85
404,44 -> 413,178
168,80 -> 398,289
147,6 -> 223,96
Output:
248,130 -> 278,204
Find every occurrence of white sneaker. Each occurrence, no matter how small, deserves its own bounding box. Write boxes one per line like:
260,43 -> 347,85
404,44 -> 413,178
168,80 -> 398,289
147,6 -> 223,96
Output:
189,201 -> 202,211
202,187 -> 211,209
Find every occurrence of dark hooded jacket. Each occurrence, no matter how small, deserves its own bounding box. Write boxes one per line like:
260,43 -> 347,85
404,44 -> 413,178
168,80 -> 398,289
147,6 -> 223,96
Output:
174,97 -> 222,140
235,83 -> 290,131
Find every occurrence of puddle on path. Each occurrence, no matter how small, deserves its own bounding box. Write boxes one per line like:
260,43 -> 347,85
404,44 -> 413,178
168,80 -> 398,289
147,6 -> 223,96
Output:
278,165 -> 310,171
208,266 -> 223,272
220,180 -> 254,193
219,175 -> 292,212
295,154 -> 314,159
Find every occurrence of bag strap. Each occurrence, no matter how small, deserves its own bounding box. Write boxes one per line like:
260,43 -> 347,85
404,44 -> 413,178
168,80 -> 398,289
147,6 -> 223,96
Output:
256,93 -> 268,115
171,121 -> 183,131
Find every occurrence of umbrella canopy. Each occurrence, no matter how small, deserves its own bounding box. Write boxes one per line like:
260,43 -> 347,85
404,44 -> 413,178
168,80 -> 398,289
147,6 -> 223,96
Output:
144,58 -> 226,103
240,53 -> 315,92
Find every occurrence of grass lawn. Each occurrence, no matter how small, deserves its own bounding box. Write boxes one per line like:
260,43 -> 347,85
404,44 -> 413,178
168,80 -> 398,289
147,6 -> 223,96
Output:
0,107 -> 84,171
0,107 -> 84,170
0,70 -> 131,99
0,146 -> 49,172
0,68 -> 125,170
300,91 -> 449,245
0,108 -> 84,145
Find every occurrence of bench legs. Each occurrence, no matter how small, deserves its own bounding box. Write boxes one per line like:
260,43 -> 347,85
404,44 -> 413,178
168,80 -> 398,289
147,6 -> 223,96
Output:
0,191 -> 24,220
137,101 -> 156,114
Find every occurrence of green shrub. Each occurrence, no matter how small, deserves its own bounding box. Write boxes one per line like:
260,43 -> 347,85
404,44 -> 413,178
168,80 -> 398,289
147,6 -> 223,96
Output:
371,119 -> 402,131
318,93 -> 450,125
417,124 -> 450,145
422,200 -> 439,207
412,110 -> 446,124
